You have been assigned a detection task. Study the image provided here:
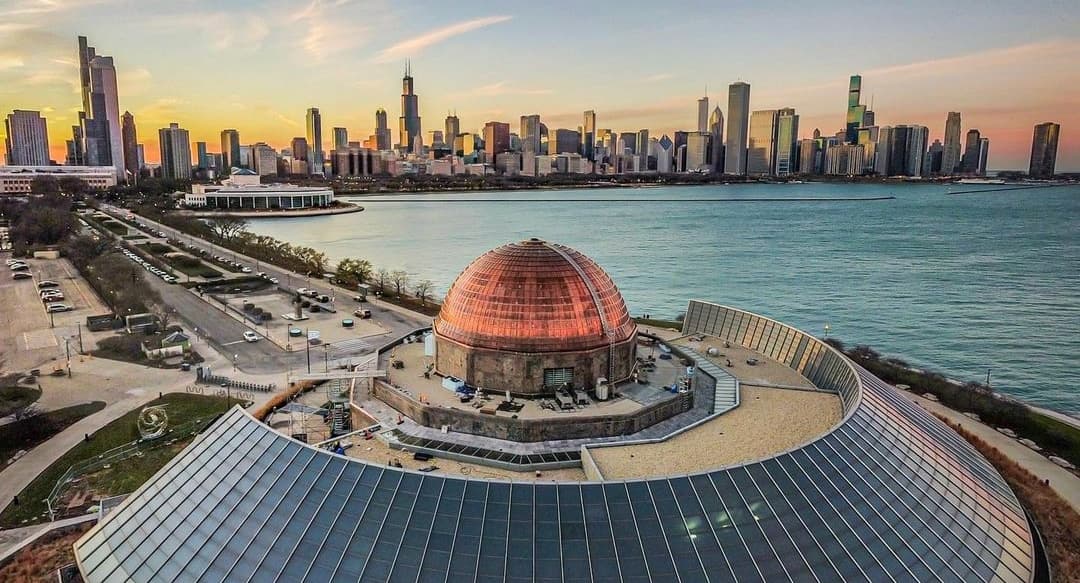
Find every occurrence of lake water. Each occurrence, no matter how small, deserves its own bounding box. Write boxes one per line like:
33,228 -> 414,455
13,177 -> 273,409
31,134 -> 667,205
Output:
248,183 -> 1080,416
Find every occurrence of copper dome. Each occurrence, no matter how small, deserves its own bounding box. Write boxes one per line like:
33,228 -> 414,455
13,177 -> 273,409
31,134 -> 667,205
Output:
434,238 -> 637,353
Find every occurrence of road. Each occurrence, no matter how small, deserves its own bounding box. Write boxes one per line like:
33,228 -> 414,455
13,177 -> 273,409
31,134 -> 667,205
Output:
96,204 -> 427,374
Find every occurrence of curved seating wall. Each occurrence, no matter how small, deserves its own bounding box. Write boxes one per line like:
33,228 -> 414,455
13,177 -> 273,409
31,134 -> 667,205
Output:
74,303 -> 1034,583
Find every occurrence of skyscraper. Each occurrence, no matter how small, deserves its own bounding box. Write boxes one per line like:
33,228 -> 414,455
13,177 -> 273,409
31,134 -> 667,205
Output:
76,36 -> 125,180
960,129 -> 981,174
4,110 -> 50,166
708,107 -> 724,171
1028,122 -> 1060,178
976,138 -> 990,176
121,111 -> 138,180
636,130 -> 650,165
582,110 -> 596,160
375,109 -> 391,151
483,122 -> 510,159
158,123 -> 191,180
881,125 -> 928,177
398,61 -> 422,153
925,139 -> 944,175
550,129 -> 581,155
685,133 -> 710,172
941,112 -> 962,175
220,130 -> 240,171
333,127 -> 348,152
724,82 -> 750,175
747,109 -> 778,175
845,75 -> 866,144
306,107 -> 323,175
196,142 -> 208,169
520,115 -> 542,154
697,95 -> 709,133
619,133 -> 637,155
444,113 -> 460,147
775,108 -> 799,176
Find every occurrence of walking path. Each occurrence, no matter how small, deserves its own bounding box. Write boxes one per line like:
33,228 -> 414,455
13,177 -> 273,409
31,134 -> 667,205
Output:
0,513 -> 96,562
906,392 -> 1080,513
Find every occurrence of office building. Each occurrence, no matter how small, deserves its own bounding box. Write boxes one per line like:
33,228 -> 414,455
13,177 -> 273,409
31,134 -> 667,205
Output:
685,132 -> 710,172
220,129 -> 240,171
708,107 -> 724,171
75,36 -> 125,180
195,142 -> 209,170
520,114 -> 542,154
619,132 -> 637,155
120,111 -> 138,179
582,110 -> 596,160
725,82 -> 750,174
455,133 -> 477,157
375,108 -> 391,151
398,62 -> 422,152
941,112 -> 962,175
550,129 -> 581,156
252,143 -> 277,177
697,95 -> 709,133
290,137 -> 309,172
158,123 -> 191,180
824,143 -> 865,175
635,129 -> 649,165
1028,122 -> 1060,178
925,139 -> 944,175
774,108 -> 799,176
798,138 -> 820,175
880,125 -> 928,177
444,113 -> 460,147
4,110 -> 50,166
305,107 -> 323,175
483,121 -> 510,159
186,171 -> 332,209
655,134 -> 674,173
333,127 -> 348,151
0,165 -> 117,194
845,75 -> 866,143
977,138 -> 990,176
747,109 -> 778,175
958,129 -> 981,174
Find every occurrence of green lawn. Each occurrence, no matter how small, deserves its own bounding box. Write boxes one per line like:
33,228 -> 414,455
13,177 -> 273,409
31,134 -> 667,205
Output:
0,384 -> 42,418
121,234 -> 146,241
0,402 -> 106,469
0,393 -> 229,528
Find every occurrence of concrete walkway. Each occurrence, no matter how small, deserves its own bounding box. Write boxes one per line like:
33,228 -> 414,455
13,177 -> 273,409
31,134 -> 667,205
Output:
905,392 -> 1080,514
0,512 -> 96,561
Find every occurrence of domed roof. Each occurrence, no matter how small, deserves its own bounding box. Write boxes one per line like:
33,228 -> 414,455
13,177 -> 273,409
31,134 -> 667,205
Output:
434,238 -> 637,353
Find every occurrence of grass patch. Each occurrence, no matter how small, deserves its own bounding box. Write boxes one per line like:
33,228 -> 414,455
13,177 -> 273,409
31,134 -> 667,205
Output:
100,220 -> 128,236
0,393 -> 229,528
0,522 -> 92,581
121,234 -> 146,241
0,384 -> 42,418
0,402 -> 106,467
139,242 -> 172,254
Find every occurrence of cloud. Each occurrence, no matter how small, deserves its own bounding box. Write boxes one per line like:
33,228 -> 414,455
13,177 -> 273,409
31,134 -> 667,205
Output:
0,54 -> 25,70
373,15 -> 511,63
644,73 -> 673,83
286,0 -> 371,61
865,39 -> 1080,79
457,81 -> 552,98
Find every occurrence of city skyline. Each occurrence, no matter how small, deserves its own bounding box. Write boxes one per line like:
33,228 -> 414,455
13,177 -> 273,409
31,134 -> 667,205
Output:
0,1 -> 1078,170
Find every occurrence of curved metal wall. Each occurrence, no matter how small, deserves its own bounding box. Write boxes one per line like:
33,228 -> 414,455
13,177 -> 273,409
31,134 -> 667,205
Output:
74,303 -> 1034,583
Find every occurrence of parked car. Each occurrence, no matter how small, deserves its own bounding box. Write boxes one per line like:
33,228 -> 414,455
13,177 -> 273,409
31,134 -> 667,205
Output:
46,303 -> 73,313
10,263 -> 29,271
37,280 -> 59,288
40,289 -> 63,298
241,267 -> 252,273
41,293 -> 65,303
13,272 -> 32,280
297,287 -> 310,295
354,309 -> 372,319
243,330 -> 259,342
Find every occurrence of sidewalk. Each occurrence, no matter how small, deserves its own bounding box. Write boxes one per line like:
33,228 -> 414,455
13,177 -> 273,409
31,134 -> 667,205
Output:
0,513 -> 96,562
906,392 -> 1080,513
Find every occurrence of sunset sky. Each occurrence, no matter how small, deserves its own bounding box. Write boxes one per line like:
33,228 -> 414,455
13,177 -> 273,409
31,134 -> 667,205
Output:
1,0 -> 1077,170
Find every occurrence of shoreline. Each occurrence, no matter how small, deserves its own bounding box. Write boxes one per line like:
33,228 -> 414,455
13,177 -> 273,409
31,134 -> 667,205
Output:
176,203 -> 363,219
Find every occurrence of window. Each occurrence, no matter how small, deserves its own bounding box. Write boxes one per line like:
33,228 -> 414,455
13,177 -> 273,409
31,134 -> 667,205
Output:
543,367 -> 573,388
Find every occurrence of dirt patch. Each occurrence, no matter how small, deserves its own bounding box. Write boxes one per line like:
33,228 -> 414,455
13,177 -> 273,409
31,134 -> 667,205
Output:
0,522 -> 92,583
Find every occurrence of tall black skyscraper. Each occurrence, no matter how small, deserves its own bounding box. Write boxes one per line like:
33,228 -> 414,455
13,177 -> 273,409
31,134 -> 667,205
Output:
399,61 -> 422,153
75,36 -> 124,180
375,109 -> 391,151
1028,122 -> 1060,178
960,129 -> 981,174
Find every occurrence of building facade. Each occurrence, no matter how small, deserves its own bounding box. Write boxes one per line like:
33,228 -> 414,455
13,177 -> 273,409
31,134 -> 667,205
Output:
942,112 -> 962,175
120,111 -> 139,179
398,63 -> 422,153
0,165 -> 117,193
483,122 -> 511,159
709,106 -> 724,171
550,129 -> 581,156
4,110 -> 49,166
375,109 -> 391,151
747,109 -> 778,176
520,115 -> 542,154
157,123 -> 191,180
305,107 -> 324,175
219,129 -> 240,171
1028,122 -> 1060,178
775,108 -> 799,176
582,110 -> 596,160
845,75 -> 866,144
725,82 -> 751,175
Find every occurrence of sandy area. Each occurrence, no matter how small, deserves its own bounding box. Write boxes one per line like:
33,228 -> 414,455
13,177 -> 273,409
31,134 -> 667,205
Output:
345,434 -> 587,482
590,385 -> 842,479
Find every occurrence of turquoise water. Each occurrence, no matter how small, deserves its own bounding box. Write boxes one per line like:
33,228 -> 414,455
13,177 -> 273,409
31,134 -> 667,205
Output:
248,183 -> 1080,416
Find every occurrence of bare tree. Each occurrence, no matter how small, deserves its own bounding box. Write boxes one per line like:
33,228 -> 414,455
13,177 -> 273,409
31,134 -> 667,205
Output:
414,280 -> 434,306
13,403 -> 40,421
390,270 -> 410,297
374,268 -> 390,293
151,303 -> 177,332
206,216 -> 248,241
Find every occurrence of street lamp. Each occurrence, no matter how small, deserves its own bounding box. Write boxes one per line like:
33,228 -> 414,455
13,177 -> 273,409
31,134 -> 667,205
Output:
233,353 -> 238,371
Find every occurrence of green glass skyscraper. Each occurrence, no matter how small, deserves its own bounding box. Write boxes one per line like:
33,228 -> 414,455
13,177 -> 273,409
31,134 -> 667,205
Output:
845,75 -> 866,144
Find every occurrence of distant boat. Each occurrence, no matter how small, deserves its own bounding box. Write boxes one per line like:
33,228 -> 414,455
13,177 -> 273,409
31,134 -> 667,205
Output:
956,178 -> 1006,185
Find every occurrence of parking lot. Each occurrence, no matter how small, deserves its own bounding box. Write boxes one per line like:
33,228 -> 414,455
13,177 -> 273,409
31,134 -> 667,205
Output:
0,257 -> 109,373
219,288 -> 387,350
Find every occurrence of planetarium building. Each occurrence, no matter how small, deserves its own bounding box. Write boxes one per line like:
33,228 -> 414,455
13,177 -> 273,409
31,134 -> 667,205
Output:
72,243 -> 1038,582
